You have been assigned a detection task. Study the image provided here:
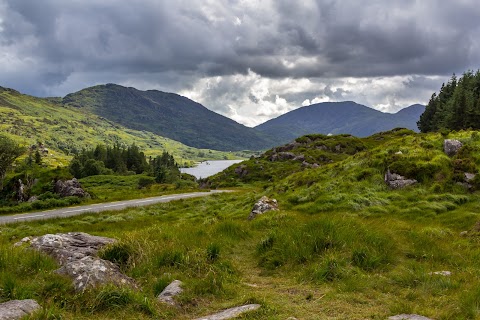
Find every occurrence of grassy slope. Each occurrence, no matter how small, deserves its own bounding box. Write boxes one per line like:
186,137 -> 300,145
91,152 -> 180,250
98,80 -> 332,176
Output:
62,84 -> 275,151
2,130 -> 480,319
0,87 -> 242,168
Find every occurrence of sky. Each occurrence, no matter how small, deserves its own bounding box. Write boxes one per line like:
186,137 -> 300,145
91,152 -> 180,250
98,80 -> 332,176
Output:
1,1 -> 479,127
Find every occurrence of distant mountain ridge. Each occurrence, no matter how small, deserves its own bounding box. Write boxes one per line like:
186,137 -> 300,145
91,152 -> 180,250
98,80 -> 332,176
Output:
255,101 -> 425,145
62,84 -> 274,151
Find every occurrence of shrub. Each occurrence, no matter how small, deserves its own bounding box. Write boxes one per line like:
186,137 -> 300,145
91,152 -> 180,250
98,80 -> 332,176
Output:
137,176 -> 155,189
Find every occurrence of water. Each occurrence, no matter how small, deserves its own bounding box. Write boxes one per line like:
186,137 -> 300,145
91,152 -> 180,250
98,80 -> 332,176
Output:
180,160 -> 244,179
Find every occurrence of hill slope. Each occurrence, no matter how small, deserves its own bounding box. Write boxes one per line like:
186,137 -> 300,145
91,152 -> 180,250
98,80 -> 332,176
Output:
3,129 -> 480,319
62,84 -> 274,151
255,101 -> 424,144
0,86 -> 238,166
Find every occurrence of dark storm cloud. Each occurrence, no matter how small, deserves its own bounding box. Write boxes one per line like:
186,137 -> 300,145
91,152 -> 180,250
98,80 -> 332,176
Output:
0,0 -> 479,123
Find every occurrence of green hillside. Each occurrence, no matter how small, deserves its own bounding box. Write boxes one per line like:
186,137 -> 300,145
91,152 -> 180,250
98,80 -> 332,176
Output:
0,86 -> 241,167
255,101 -> 425,145
62,84 -> 275,151
3,128 -> 480,319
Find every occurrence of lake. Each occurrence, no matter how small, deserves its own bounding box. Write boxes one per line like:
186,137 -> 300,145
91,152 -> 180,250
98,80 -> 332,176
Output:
180,160 -> 244,179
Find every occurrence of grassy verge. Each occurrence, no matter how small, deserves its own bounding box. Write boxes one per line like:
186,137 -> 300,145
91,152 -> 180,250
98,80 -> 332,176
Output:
1,187 -> 480,319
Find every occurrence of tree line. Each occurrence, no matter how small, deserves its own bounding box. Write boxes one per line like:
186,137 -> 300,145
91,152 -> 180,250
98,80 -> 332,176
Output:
69,143 -> 180,183
418,70 -> 480,132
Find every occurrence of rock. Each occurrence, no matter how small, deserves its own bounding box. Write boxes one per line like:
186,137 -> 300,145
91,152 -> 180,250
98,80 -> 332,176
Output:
54,178 -> 90,198
389,315 -> 433,320
465,172 -> 476,182
395,151 -> 403,155
28,232 -> 136,292
444,139 -> 463,156
13,237 -> 31,247
0,299 -> 41,320
429,270 -> 451,276
334,144 -> 342,152
384,170 -> 417,189
302,161 -> 320,169
276,142 -> 301,152
293,154 -> 305,161
56,256 -> 137,292
157,280 -> 183,305
269,152 -> 296,161
460,231 -> 469,237
27,196 -> 38,203
14,179 -> 28,203
194,304 -> 261,320
234,165 -> 248,178
248,196 -> 279,220
30,232 -> 115,264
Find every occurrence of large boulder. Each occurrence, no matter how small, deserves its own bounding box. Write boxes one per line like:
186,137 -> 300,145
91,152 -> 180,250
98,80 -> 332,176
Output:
29,232 -> 115,264
157,280 -> 183,305
0,299 -> 41,320
234,165 -> 249,177
194,304 -> 261,320
269,152 -> 297,161
384,170 -> 417,189
54,178 -> 89,198
56,256 -> 137,292
248,196 -> 278,220
444,139 -> 463,156
25,232 -> 136,292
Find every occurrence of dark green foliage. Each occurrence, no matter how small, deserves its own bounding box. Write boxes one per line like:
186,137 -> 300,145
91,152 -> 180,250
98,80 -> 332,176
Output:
0,135 -> 25,191
151,152 -> 180,183
70,143 -> 149,178
34,150 -> 42,165
137,176 -> 155,189
419,71 -> 480,132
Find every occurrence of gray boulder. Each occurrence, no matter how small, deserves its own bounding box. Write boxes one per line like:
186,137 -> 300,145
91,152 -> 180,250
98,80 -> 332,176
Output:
54,178 -> 89,198
194,304 -> 261,320
444,139 -> 463,156
248,196 -> 279,220
157,280 -> 183,305
0,299 -> 41,320
27,232 -> 136,292
56,256 -> 137,292
29,232 -> 115,264
385,170 -> 417,189
234,165 -> 249,177
389,315 -> 433,320
14,179 -> 28,203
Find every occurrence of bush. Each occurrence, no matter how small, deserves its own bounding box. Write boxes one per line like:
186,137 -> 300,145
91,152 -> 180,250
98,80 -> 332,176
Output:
137,176 -> 155,189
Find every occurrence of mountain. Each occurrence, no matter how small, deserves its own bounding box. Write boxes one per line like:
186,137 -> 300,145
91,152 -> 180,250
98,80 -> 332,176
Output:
0,86 -> 239,167
254,101 -> 425,145
62,84 -> 274,151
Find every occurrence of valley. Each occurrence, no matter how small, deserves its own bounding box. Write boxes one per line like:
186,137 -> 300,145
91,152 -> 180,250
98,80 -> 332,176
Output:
1,72 -> 479,319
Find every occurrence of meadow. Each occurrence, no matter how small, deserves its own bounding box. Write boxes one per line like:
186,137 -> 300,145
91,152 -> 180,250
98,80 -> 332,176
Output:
2,129 -> 480,319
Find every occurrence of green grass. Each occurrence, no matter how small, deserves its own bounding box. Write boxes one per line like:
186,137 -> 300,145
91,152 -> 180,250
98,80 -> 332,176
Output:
2,129 -> 480,318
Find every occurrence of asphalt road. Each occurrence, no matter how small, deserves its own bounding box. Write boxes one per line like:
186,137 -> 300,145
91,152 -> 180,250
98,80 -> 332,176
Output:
0,190 -> 230,225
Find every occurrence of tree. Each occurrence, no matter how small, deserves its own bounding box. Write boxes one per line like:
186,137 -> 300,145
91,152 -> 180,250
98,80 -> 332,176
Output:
34,150 -> 42,165
0,135 -> 25,191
